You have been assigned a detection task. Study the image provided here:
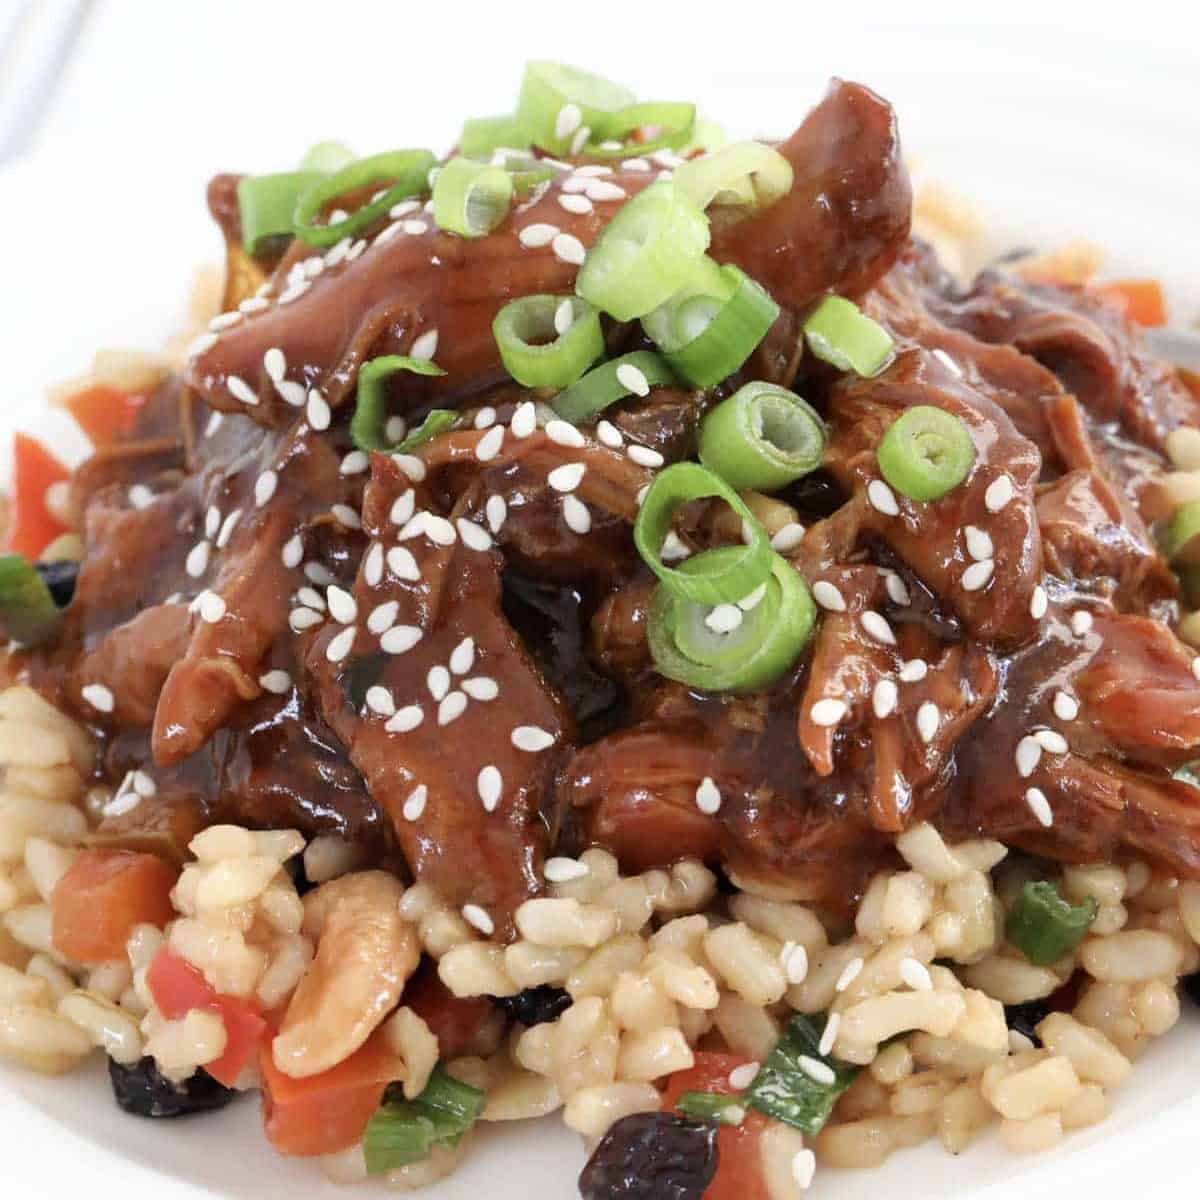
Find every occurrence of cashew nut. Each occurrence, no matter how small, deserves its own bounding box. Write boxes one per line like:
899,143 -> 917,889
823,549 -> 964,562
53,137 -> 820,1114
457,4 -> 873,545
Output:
273,871 -> 418,1078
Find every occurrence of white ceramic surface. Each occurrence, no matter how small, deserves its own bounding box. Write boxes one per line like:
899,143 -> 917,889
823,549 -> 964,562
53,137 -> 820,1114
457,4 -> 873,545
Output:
2,4 -> 1198,1197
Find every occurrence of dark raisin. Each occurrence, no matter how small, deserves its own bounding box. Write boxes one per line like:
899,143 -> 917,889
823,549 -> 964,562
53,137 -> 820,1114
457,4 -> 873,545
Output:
1182,973 -> 1200,1008
108,1056 -> 238,1118
1004,1000 -> 1050,1047
492,985 -> 573,1027
579,1113 -> 718,1200
34,559 -> 79,608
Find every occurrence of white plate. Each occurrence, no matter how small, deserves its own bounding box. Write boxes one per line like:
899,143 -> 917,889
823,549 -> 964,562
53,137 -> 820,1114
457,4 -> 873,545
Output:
2,7 -> 1199,1198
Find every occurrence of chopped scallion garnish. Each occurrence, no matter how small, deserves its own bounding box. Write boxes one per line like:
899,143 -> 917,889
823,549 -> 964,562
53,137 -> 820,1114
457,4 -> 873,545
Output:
674,141 -> 794,212
675,1092 -> 746,1125
552,351 -> 676,424
299,140 -> 356,174
876,406 -> 975,503
493,295 -> 604,390
1006,881 -> 1098,967
576,100 -> 696,159
803,296 -> 894,378
237,171 -> 324,255
0,554 -> 64,645
516,61 -> 636,155
350,356 -> 448,452
458,114 -> 530,159
433,157 -> 514,239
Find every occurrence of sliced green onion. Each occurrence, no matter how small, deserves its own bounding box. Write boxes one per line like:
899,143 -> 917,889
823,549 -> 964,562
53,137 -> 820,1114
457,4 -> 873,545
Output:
678,117 -> 728,157
1006,881 -> 1098,967
552,351 -> 676,424
673,141 -> 794,212
576,181 -> 710,322
299,140 -> 356,173
237,171 -> 323,255
433,157 -> 514,239
490,151 -> 562,193
459,114 -> 530,159
1167,500 -> 1200,564
577,101 -> 696,159
676,1092 -> 745,1125
351,356 -> 447,452
516,61 -> 636,154
634,463 -> 772,605
640,256 -> 730,352
645,264 -> 780,387
363,1066 -> 485,1176
699,382 -> 826,491
393,409 -> 459,454
803,296 -> 894,377
649,550 -> 816,692
0,555 -> 63,645
493,295 -> 604,389
745,1014 -> 858,1135
294,149 -> 437,249
877,406 -> 976,503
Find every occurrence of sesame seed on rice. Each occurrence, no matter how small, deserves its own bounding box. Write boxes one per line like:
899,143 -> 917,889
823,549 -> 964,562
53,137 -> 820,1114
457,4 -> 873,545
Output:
463,904 -> 495,935
462,677 -> 499,701
438,692 -> 468,726
512,725 -> 555,752
477,765 -> 503,812
81,683 -> 115,713
695,777 -> 722,815
810,698 -> 848,727
402,784 -> 428,820
835,957 -> 864,993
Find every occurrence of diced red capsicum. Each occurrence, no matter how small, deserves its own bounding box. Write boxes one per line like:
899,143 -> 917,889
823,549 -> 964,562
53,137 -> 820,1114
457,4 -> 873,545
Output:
259,1027 -> 408,1157
1097,278 -> 1168,327
661,1052 -> 772,1200
146,948 -> 268,1088
6,433 -> 70,559
63,384 -> 148,449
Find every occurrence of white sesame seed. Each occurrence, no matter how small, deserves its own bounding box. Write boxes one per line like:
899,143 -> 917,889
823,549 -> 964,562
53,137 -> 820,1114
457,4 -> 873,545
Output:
398,512 -> 430,542
204,411 -> 224,438
324,237 -> 352,266
628,444 -> 665,469
661,532 -> 690,561
462,677 -> 499,701
331,504 -> 362,529
545,419 -> 586,448
984,475 -> 1015,513
860,611 -> 896,645
705,604 -> 744,635
899,958 -> 933,991
792,1149 -> 817,1191
402,784 -> 427,820
216,509 -> 242,549
548,462 -> 587,493
511,401 -> 538,439
205,506 -> 222,539
263,348 -> 286,382
873,679 -> 898,719
259,670 -> 292,695
883,572 -> 910,606
327,585 -> 358,625
255,470 -> 279,508
391,491 -> 416,526
898,659 -> 928,683
728,1063 -> 760,1090
518,223 -> 560,248
279,535 -> 303,571
368,601 -> 399,634
198,591 -> 227,624
438,691 -> 468,725
961,559 -> 995,592
278,281 -> 311,306
585,180 -> 627,202
340,451 -> 369,476
771,523 -> 806,553
1052,691 -> 1079,722
306,562 -> 336,585
186,541 -> 211,578
289,607 -> 322,632
325,626 -> 356,663
363,543 -> 384,588
622,157 -> 652,172
304,256 -> 325,279
387,705 -> 425,735
187,332 -> 218,358
558,192 -> 593,215
810,698 -> 848,727
457,518 -> 493,551
209,311 -> 242,331
916,701 -> 940,744
475,424 -> 505,463
373,222 -> 404,246
931,348 -> 963,377
1025,787 -> 1054,827
103,791 -> 139,819
1071,610 -> 1094,636
552,232 -> 586,265
512,725 -> 555,752
596,420 -> 624,449
835,957 -> 864,993
385,416 -> 407,443
297,587 -> 326,612
695,777 -> 722,815
783,943 -> 809,986
381,625 -> 423,654
739,583 -> 768,612
81,683 -> 115,713
462,904 -> 494,936
569,126 -> 592,156
818,1013 -> 841,1057
1016,736 -> 1043,778
562,495 -> 592,534
449,638 -> 476,676
616,363 -> 650,397
1033,728 -> 1069,755
425,515 -> 457,546
545,857 -> 589,883
474,407 -> 498,431
307,390 -> 331,431
346,238 -> 368,260
477,764 -> 503,812
555,103 -> 583,140
964,525 -> 994,560
635,485 -> 650,508
275,379 -> 306,408
486,495 -> 508,534
1030,584 -> 1049,620
131,771 -> 157,798
868,479 -> 900,516
389,199 -> 421,219
427,665 -> 451,702
366,686 -> 395,717
227,375 -> 258,406
411,329 -> 439,361
553,300 -> 575,337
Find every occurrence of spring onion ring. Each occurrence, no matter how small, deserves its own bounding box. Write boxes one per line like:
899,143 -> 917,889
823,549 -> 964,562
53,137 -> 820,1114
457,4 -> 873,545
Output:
576,181 -> 710,321
1167,500 -> 1200,564
294,149 -> 437,249
673,141 -> 794,212
493,295 -> 604,389
459,115 -> 530,159
433,157 -> 514,238
648,549 -> 817,692
516,61 -> 636,154
803,296 -> 894,377
552,351 -> 676,424
351,356 -> 448,452
577,101 -> 696,159
237,171 -> 324,255
876,406 -> 976,502
299,141 -> 356,173
634,462 -> 772,605
699,383 -> 826,491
